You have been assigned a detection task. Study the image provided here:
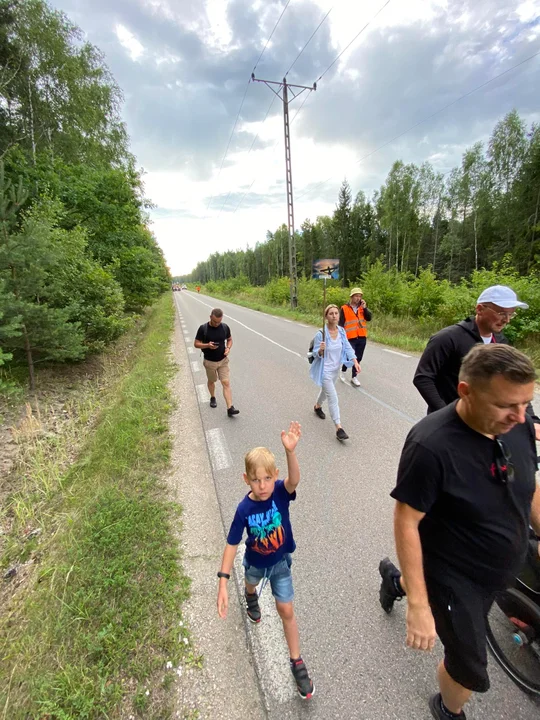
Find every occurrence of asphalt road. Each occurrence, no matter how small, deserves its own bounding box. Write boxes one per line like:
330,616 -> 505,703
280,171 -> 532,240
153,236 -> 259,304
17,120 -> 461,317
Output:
173,290 -> 540,720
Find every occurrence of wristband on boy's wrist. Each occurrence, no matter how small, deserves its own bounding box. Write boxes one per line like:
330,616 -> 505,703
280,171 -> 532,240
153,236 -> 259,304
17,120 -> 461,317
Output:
217,571 -> 230,580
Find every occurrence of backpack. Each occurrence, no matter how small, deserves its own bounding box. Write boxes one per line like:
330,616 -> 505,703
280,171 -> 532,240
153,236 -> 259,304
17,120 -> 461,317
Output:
307,334 -> 317,364
202,321 -> 229,344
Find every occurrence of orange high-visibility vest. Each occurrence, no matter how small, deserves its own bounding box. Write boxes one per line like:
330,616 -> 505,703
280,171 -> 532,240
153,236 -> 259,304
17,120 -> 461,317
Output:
341,304 -> 367,339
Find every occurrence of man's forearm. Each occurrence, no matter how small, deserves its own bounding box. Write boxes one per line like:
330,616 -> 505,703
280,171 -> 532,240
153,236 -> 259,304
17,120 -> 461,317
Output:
412,374 -> 446,412
394,508 -> 429,607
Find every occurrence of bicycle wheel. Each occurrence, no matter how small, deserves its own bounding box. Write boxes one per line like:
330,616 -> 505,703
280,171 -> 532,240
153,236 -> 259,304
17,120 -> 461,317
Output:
486,588 -> 540,695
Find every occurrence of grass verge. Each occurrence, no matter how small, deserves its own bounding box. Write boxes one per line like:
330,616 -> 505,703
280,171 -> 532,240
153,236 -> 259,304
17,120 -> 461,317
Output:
0,293 -> 193,719
195,287 -> 540,361
195,289 -> 429,353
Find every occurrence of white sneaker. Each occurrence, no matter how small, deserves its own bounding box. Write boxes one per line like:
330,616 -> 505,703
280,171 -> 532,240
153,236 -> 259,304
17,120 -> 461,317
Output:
339,372 -> 347,384
351,376 -> 361,387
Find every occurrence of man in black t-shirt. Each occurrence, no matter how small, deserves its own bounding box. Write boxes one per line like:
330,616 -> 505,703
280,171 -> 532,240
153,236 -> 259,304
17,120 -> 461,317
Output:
194,308 -> 239,416
378,344 -> 540,720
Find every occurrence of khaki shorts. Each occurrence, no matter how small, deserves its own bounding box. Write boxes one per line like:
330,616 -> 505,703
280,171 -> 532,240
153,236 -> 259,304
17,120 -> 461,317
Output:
203,356 -> 230,384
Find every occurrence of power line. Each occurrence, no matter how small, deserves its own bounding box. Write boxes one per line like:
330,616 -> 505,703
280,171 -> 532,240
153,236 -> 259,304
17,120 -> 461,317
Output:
205,0 -> 294,215
297,48 -> 540,202
316,0 -> 392,83
253,0 -> 293,74
285,6 -> 333,77
218,95 -> 278,217
206,78 -> 251,214
232,1 -> 392,216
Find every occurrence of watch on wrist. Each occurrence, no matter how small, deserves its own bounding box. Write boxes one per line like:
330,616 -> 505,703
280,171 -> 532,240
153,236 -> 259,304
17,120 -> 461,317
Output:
217,571 -> 230,580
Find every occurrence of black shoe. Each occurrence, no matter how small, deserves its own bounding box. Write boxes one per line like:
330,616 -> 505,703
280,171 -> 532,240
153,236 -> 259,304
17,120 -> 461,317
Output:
314,405 -> 326,419
429,693 -> 466,719
210,396 -> 217,408
245,591 -> 261,623
227,406 -> 240,416
378,557 -> 405,614
290,658 -> 314,700
336,428 -> 349,440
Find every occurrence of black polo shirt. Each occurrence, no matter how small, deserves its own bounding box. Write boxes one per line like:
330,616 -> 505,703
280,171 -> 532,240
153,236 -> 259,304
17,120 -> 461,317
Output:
391,402 -> 537,590
195,322 -> 230,362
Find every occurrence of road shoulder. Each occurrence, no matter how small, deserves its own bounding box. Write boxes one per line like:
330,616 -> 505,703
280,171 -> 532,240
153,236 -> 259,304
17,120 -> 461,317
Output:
168,312 -> 266,720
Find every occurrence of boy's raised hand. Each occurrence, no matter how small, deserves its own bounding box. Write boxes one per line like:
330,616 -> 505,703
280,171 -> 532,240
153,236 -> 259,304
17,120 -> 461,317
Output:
281,421 -> 302,452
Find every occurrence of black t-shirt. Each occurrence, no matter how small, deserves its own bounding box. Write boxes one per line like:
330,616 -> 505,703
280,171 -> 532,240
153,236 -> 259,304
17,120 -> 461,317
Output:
195,322 -> 231,361
391,402 -> 537,590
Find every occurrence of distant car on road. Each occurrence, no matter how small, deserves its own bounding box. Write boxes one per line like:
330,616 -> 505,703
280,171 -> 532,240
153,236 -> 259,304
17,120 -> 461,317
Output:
181,284 -> 187,290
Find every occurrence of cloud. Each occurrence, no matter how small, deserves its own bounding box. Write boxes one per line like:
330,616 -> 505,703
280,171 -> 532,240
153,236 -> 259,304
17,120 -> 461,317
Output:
50,0 -> 540,274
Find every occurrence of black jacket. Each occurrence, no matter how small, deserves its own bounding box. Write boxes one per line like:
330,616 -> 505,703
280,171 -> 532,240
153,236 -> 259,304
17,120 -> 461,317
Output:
413,317 -> 510,412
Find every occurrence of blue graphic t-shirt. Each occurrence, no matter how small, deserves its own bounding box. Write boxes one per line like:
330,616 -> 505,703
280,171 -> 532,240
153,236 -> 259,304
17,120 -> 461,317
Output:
227,480 -> 296,569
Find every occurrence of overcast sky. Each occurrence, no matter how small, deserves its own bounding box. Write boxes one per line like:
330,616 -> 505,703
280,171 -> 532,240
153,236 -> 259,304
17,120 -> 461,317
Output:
50,0 -> 540,275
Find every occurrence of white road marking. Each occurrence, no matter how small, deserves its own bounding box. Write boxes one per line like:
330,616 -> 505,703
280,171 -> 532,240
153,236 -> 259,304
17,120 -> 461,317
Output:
233,554 -> 295,705
186,294 -> 302,359
196,384 -> 210,404
183,293 -> 418,424
205,428 -> 233,471
383,349 -> 411,358
188,347 -> 196,355
191,361 -> 201,373
282,318 -> 292,323
298,323 -> 310,328
184,336 -> 191,343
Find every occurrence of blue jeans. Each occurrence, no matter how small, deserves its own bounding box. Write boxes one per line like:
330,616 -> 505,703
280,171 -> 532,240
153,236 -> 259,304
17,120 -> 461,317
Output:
243,553 -> 294,603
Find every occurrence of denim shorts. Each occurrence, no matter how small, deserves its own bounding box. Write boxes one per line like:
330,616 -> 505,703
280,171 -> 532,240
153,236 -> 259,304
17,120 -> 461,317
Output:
243,553 -> 294,603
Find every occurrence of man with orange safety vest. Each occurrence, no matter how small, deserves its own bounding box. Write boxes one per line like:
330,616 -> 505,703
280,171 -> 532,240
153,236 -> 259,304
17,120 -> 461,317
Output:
339,287 -> 372,387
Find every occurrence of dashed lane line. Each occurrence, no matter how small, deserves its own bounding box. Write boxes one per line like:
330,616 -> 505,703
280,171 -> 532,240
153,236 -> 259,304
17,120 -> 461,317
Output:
180,293 -> 303,360
178,293 -> 419,425
191,360 -> 201,373
195,383 -> 210,405
205,427 -> 233,472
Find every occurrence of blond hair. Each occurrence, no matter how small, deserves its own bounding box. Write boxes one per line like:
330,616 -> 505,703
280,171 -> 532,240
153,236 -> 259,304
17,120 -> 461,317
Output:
324,304 -> 339,317
244,446 -> 276,478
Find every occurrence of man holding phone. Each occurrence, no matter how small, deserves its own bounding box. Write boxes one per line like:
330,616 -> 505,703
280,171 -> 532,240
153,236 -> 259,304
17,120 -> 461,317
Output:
194,308 -> 240,416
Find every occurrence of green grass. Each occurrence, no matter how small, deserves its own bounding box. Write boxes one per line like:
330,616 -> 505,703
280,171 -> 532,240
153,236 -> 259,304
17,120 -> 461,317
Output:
197,287 -> 429,354
197,286 -> 540,361
0,293 -> 193,719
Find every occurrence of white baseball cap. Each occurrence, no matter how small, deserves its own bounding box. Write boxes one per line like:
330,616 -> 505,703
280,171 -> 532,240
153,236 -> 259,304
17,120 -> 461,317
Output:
477,285 -> 529,310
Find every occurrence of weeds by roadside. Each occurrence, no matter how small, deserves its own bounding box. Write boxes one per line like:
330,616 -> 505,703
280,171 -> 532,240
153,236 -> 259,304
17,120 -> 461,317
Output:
0,293 -> 194,719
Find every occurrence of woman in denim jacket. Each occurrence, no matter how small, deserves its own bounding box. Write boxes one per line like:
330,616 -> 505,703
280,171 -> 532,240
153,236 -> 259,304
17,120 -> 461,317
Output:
310,304 -> 360,440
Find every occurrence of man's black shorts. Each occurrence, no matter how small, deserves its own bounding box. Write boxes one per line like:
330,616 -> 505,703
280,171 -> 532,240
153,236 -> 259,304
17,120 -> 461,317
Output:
426,574 -> 496,693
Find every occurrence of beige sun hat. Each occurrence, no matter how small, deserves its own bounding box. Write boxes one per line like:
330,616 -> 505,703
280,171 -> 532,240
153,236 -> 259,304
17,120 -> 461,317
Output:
349,287 -> 363,296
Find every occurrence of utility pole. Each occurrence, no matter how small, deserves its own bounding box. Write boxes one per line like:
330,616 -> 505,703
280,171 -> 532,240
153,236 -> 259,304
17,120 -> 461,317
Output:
252,74 -> 316,308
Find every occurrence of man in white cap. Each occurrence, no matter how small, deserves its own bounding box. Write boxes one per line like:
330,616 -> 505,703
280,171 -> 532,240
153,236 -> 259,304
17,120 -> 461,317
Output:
413,285 -> 540,436
338,287 -> 372,387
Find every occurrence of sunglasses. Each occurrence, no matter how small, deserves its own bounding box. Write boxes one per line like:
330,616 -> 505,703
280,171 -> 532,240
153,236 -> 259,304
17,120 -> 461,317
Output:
495,439 -> 515,484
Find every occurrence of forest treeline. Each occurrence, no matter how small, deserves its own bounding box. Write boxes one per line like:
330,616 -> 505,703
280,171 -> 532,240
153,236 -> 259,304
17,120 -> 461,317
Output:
0,0 -> 169,389
185,109 -> 540,288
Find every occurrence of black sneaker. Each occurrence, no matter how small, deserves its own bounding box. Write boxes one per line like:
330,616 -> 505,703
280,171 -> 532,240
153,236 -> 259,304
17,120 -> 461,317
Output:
429,693 -> 467,719
378,557 -> 405,614
210,396 -> 217,408
314,405 -> 326,419
290,658 -> 314,700
245,591 -> 261,623
336,428 -> 349,440
227,406 -> 240,417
